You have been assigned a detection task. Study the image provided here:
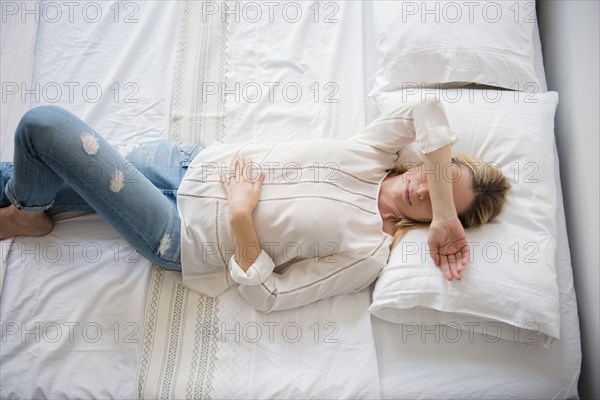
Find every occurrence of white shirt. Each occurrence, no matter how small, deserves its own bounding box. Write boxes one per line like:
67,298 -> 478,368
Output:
176,99 -> 457,312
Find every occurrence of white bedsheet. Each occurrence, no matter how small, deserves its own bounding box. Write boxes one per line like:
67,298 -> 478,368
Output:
31,0 -> 180,146
0,0 -> 39,161
224,1 -> 367,143
0,1 -> 179,398
0,212 -> 153,398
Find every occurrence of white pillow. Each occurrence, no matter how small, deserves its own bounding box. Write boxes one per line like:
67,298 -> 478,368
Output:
369,0 -> 541,95
368,88 -> 560,347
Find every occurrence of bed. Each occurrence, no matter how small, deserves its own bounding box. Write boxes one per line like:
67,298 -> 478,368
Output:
0,1 -> 582,399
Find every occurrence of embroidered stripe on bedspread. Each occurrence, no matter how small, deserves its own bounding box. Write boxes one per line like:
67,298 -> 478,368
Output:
169,0 -> 228,146
137,0 -> 227,397
136,266 -> 220,399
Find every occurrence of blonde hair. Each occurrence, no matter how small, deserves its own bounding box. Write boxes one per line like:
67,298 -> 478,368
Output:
388,155 -> 511,248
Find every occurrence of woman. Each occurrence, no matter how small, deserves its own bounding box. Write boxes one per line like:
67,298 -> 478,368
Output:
0,102 -> 509,312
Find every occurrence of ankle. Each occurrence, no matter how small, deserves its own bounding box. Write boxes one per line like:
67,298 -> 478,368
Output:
0,205 -> 54,239
7,205 -> 46,219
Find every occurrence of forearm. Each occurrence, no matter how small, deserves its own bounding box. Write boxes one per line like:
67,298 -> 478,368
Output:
229,211 -> 262,272
422,144 -> 457,220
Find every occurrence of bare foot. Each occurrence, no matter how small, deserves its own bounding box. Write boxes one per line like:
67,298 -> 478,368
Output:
0,205 -> 55,240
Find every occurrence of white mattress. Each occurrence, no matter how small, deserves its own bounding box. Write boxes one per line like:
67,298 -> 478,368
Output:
0,1 -> 579,399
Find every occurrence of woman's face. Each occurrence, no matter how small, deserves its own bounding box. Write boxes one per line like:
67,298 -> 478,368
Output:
395,163 -> 476,222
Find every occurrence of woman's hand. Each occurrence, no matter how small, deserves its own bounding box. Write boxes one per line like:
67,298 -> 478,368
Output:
221,156 -> 265,272
221,156 -> 265,217
428,216 -> 469,281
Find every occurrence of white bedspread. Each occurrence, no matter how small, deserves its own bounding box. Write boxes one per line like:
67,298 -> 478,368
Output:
1,212 -> 153,398
136,267 -> 379,399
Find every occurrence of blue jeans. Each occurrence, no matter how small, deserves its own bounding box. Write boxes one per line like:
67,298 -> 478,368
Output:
0,105 -> 203,271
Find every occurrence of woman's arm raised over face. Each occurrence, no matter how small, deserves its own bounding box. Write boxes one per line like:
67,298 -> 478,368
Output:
349,98 -> 468,280
422,143 -> 469,281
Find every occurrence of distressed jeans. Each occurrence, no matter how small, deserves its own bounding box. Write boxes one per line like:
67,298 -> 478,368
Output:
0,105 -> 203,271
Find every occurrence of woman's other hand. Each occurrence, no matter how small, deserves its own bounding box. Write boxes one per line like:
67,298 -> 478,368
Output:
221,156 -> 265,272
428,216 -> 469,281
221,156 -> 265,217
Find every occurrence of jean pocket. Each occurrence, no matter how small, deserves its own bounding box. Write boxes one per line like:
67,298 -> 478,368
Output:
178,143 -> 203,168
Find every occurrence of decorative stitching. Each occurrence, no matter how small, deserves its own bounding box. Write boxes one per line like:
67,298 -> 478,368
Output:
215,202 -> 228,268
265,181 -> 377,200
193,12 -> 209,145
179,193 -> 375,214
185,295 -> 203,399
296,165 -> 379,185
168,0 -> 191,142
259,237 -> 388,296
136,265 -> 165,399
182,178 -> 377,200
160,282 -> 187,397
259,196 -> 376,215
215,0 -> 228,143
178,193 -> 227,201
190,163 -> 379,185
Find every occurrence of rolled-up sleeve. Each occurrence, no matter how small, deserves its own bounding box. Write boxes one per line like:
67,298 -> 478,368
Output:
235,238 -> 390,313
229,250 -> 276,286
347,98 -> 457,154
412,100 -> 457,153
